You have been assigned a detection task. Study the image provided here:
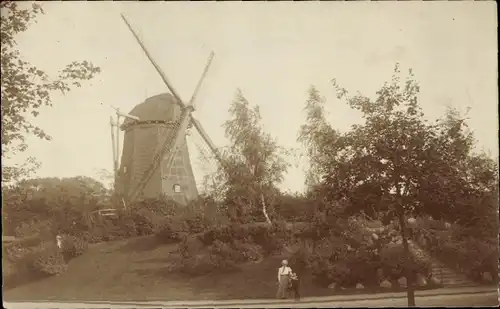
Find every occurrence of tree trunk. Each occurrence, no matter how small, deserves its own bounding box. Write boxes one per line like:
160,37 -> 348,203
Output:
260,192 -> 272,226
398,206 -> 416,307
394,179 -> 416,307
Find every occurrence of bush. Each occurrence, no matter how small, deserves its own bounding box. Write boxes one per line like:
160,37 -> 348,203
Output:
155,220 -> 188,244
176,222 -> 288,277
154,197 -> 229,244
177,237 -> 240,276
289,217 -> 434,288
28,242 -> 68,276
232,241 -> 264,262
130,207 -> 166,235
62,235 -> 88,260
379,244 -> 431,281
15,220 -> 54,239
412,218 -> 498,283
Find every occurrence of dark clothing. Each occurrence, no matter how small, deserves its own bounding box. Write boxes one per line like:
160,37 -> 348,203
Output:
290,276 -> 300,300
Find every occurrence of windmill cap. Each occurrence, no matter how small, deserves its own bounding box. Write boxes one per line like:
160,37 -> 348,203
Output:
121,93 -> 180,128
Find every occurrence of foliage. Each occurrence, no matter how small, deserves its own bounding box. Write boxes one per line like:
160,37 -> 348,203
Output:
28,243 -> 68,276
2,242 -> 40,289
3,176 -> 111,236
412,218 -> 498,283
272,191 -> 317,222
154,196 -> 229,244
206,89 -> 291,224
14,219 -> 54,239
174,222 -> 294,276
1,2 -> 101,183
298,85 -> 338,190
296,64 -> 498,245
62,235 -> 88,260
379,244 -> 430,281
288,216 -> 433,288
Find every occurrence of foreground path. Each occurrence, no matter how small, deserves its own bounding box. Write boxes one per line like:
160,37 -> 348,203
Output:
5,286 -> 498,309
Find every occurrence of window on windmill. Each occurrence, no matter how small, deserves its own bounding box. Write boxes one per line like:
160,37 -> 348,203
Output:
173,184 -> 181,193
124,166 -> 127,173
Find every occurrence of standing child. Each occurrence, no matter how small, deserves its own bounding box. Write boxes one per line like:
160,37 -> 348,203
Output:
290,271 -> 300,301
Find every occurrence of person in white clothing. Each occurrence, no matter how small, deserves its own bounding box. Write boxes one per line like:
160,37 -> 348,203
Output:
276,259 -> 292,299
56,235 -> 63,250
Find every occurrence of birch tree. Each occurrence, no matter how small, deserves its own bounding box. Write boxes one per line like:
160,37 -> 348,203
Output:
212,90 -> 290,224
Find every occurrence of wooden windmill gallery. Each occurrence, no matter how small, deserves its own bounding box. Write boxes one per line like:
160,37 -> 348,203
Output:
108,14 -> 224,208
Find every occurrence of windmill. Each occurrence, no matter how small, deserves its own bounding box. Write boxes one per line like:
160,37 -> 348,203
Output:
118,14 -> 223,206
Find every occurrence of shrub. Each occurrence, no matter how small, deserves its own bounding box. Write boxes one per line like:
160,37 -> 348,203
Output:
154,197 -> 229,244
412,218 -> 498,283
209,240 -> 243,266
156,220 -> 188,244
379,244 -> 431,281
178,235 -> 205,258
28,242 -> 68,276
124,208 -> 165,236
290,217 -> 434,288
232,241 -> 264,262
62,235 -> 88,260
14,220 -> 54,239
177,237 -> 240,276
175,221 -> 297,277
288,241 -> 313,272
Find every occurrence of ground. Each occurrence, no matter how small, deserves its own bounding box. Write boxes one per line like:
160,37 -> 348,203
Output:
4,235 -> 436,302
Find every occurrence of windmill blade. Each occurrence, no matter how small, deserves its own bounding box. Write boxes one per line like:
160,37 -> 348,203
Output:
121,14 -> 215,111
187,51 -> 214,109
120,13 -> 185,107
191,116 -> 223,163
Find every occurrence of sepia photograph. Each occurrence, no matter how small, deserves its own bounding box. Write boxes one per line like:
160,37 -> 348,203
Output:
1,1 -> 498,308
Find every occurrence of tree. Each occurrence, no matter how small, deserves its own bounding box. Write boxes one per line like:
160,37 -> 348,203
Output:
208,89 -> 290,224
319,65 -> 446,306
316,64 -> 497,306
1,2 -> 101,183
298,86 -> 338,191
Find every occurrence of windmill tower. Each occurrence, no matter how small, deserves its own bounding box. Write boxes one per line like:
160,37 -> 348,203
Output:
118,93 -> 199,205
118,14 -> 222,206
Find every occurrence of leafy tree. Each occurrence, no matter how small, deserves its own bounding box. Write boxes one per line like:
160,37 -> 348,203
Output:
1,2 -> 101,183
315,64 -> 497,306
298,86 -> 338,190
208,89 -> 290,224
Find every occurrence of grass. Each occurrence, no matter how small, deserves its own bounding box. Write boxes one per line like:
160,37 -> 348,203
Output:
3,235 -> 438,302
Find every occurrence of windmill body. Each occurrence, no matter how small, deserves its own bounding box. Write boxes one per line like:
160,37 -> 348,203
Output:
118,93 -> 198,205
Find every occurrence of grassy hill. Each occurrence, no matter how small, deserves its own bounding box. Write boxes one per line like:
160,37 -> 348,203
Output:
3,232 -> 445,302
3,235 -> 333,301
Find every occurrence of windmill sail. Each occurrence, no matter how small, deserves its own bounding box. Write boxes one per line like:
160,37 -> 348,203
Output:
191,117 -> 223,163
121,14 -> 184,107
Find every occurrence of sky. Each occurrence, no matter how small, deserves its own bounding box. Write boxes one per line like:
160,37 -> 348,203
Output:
8,1 -> 498,193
